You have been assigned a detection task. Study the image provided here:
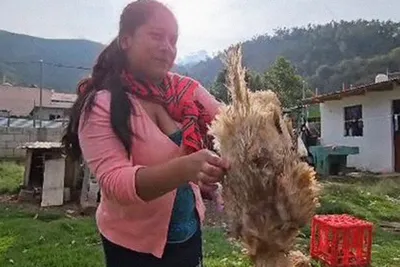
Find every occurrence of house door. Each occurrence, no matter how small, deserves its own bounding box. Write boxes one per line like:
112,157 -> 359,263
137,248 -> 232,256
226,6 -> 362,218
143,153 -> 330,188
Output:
392,100 -> 400,172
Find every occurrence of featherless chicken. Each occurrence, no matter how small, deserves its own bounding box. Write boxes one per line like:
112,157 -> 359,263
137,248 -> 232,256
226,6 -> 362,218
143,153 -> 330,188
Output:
208,45 -> 320,267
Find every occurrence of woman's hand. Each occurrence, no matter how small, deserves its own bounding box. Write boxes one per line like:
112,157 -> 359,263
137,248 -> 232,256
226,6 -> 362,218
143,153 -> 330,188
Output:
135,149 -> 229,202
200,182 -> 224,211
184,149 -> 229,185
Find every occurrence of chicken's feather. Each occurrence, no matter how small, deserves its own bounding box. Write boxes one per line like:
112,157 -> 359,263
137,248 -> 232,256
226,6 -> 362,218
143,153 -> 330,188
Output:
208,44 -> 320,267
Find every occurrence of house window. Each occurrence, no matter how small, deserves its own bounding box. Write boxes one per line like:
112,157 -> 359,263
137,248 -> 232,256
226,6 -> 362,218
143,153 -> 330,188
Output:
49,114 -> 56,120
344,105 -> 363,137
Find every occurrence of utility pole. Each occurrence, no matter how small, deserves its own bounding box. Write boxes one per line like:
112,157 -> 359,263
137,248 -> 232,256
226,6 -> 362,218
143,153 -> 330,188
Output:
301,80 -> 306,125
39,59 -> 43,128
7,110 -> 11,127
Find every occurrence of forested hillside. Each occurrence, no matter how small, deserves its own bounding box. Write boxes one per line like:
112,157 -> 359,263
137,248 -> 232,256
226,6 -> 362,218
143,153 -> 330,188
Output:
177,20 -> 400,94
0,30 -> 103,92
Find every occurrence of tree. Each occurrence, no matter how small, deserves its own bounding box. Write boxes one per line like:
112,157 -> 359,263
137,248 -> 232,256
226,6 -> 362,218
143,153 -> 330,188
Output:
263,57 -> 305,108
210,68 -> 265,103
246,70 -> 264,92
209,69 -> 229,103
180,20 -> 400,95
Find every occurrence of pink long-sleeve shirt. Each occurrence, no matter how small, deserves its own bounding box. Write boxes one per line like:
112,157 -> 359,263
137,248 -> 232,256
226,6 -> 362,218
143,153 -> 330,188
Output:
78,85 -> 221,258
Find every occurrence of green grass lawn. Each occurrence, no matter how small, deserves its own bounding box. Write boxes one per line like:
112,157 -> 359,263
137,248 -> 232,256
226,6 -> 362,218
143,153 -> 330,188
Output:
0,206 -> 250,267
0,162 -> 399,266
0,161 -> 24,194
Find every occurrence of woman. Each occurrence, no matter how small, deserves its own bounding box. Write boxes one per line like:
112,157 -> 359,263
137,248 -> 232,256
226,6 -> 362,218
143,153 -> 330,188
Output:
62,1 -> 228,266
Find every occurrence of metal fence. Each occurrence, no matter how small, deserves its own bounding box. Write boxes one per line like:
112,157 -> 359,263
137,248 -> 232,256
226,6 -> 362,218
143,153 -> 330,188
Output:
0,116 -> 67,128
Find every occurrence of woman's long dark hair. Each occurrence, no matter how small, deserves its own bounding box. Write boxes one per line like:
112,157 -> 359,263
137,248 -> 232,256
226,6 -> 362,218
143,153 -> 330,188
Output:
62,0 -> 169,160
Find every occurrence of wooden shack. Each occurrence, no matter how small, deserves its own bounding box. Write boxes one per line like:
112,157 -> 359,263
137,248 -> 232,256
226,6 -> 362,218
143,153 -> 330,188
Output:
17,141 -> 81,207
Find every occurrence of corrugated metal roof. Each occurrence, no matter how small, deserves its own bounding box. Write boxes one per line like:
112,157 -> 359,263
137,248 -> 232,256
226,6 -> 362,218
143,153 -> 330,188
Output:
303,78 -> 400,104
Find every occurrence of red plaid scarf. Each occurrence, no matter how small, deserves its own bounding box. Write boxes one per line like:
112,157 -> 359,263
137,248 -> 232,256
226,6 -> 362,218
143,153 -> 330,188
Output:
122,70 -> 213,154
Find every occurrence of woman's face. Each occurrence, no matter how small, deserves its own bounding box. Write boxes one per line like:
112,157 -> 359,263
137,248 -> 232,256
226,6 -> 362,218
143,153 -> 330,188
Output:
121,8 -> 178,82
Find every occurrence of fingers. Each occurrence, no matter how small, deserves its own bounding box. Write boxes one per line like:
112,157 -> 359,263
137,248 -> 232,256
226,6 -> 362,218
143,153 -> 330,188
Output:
197,171 -> 220,184
204,150 -> 230,170
199,181 -> 218,193
199,181 -> 225,212
204,150 -> 224,167
221,157 -> 230,170
203,161 -> 224,177
193,149 -> 230,185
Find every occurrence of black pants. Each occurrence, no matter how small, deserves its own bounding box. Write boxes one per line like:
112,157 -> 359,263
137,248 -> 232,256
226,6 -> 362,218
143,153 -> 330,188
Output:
101,229 -> 203,267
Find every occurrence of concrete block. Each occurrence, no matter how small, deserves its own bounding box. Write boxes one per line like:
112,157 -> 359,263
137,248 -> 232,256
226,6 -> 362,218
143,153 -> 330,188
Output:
5,141 -> 18,149
41,158 -> 65,207
0,141 -> 7,149
37,128 -> 47,141
28,132 -> 38,142
13,149 -> 25,158
44,129 -> 63,142
0,148 -> 14,157
47,135 -> 63,142
23,128 -> 36,135
0,134 -> 14,142
7,128 -> 23,134
0,127 -> 7,134
14,134 -> 29,142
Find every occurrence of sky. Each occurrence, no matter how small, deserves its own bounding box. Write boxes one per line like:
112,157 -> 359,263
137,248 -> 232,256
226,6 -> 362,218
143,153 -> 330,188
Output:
1,0 -> 400,58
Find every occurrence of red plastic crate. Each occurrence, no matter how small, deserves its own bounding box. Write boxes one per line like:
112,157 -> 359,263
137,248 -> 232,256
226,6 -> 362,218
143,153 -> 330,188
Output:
310,214 -> 373,267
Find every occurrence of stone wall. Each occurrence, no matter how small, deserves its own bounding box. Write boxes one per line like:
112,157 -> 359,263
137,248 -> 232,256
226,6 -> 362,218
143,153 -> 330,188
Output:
0,127 -> 64,158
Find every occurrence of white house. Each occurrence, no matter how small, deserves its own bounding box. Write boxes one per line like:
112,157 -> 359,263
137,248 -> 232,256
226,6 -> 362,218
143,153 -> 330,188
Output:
305,76 -> 400,173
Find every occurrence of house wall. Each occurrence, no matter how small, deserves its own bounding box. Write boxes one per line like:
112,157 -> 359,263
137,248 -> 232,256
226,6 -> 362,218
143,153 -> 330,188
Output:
0,127 -> 64,158
32,107 -> 67,120
0,110 -> 9,117
320,85 -> 400,173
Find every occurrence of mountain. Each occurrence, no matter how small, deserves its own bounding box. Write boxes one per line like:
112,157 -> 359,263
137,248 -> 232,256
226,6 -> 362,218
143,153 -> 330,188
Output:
177,50 -> 210,66
178,19 -> 400,94
2,19 -> 400,95
0,30 -> 104,92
